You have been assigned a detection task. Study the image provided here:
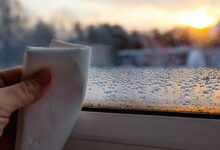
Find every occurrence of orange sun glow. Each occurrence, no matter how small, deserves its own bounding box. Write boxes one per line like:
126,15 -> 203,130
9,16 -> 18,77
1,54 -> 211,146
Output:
179,8 -> 216,29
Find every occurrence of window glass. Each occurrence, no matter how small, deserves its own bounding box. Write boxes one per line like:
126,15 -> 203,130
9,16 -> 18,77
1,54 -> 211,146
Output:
1,0 -> 220,115
85,68 -> 220,115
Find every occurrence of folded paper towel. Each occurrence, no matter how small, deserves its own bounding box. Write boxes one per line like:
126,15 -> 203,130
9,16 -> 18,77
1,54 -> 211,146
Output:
15,40 -> 91,150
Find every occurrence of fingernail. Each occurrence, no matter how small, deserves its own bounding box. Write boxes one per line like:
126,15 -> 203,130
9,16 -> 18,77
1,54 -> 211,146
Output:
34,69 -> 52,85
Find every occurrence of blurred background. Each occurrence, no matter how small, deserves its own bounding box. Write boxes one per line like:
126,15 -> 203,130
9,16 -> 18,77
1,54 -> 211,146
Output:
1,0 -> 220,68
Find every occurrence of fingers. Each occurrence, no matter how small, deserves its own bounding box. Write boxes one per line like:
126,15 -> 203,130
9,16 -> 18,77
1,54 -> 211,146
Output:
0,69 -> 52,114
0,66 -> 22,87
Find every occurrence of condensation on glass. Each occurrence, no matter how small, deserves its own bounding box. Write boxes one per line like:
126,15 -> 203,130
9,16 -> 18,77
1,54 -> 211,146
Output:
83,68 -> 220,115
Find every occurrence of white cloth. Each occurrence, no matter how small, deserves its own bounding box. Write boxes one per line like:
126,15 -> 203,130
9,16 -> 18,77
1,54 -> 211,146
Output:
15,40 -> 91,150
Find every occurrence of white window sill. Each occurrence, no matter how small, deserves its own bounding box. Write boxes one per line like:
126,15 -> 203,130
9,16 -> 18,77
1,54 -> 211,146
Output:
64,111 -> 220,150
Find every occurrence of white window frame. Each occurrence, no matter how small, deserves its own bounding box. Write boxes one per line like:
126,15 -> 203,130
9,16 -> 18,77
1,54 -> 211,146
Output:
64,111 -> 220,149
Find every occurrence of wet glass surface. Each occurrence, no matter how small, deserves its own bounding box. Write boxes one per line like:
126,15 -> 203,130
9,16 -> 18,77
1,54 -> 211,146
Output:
83,67 -> 220,115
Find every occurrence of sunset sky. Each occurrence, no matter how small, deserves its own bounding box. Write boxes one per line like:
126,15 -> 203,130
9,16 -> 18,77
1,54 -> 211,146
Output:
20,0 -> 220,31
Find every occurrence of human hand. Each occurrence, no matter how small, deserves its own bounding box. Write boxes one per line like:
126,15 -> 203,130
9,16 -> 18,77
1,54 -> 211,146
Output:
0,66 -> 52,137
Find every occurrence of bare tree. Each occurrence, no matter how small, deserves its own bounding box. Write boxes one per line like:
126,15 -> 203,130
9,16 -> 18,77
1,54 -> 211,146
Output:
0,0 -> 25,67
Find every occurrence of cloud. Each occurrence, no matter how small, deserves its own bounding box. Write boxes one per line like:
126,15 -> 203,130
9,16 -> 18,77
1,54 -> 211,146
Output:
20,0 -> 220,31
84,0 -> 220,10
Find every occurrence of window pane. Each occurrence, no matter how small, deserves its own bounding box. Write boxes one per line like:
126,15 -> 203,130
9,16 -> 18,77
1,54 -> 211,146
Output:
1,0 -> 220,115
84,68 -> 220,115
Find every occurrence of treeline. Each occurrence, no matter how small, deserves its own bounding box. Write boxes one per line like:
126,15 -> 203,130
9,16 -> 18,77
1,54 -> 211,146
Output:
70,23 -> 143,50
70,23 -> 220,50
0,0 -> 55,66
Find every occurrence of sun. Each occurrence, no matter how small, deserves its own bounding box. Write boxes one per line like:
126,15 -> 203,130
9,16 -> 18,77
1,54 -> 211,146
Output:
179,8 -> 215,29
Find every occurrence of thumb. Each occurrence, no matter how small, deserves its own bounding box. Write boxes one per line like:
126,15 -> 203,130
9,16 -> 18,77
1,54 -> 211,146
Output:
0,69 -> 52,114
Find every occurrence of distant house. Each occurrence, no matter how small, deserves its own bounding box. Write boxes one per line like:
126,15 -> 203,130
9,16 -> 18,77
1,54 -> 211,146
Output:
186,49 -> 206,68
117,46 -> 190,67
90,44 -> 114,67
207,48 -> 220,68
